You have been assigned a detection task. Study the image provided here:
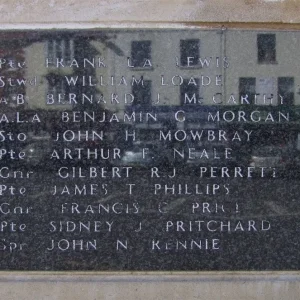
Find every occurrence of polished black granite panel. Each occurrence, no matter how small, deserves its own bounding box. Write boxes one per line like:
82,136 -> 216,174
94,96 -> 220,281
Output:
0,29 -> 300,270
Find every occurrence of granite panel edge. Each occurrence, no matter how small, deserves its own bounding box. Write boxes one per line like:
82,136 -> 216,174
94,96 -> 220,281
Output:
0,22 -> 300,30
1,272 -> 300,283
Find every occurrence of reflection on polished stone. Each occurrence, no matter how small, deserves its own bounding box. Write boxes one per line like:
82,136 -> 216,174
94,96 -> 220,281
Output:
0,29 -> 300,270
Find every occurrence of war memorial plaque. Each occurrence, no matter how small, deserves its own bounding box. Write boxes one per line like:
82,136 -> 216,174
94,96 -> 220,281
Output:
0,28 -> 300,271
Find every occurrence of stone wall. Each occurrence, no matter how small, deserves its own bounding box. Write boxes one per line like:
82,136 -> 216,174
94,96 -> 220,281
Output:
1,0 -> 300,24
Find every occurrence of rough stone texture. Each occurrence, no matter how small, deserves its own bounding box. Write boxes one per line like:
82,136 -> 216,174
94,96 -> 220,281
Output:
1,273 -> 300,300
0,0 -> 300,25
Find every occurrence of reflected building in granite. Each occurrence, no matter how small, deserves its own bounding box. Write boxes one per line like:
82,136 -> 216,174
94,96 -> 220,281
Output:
0,30 -> 298,109
225,30 -> 298,107
1,29 -> 300,131
14,30 -> 226,113
0,32 -> 27,110
94,29 -> 300,111
7,29 -> 300,111
24,32 -> 108,111
101,30 -> 225,110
